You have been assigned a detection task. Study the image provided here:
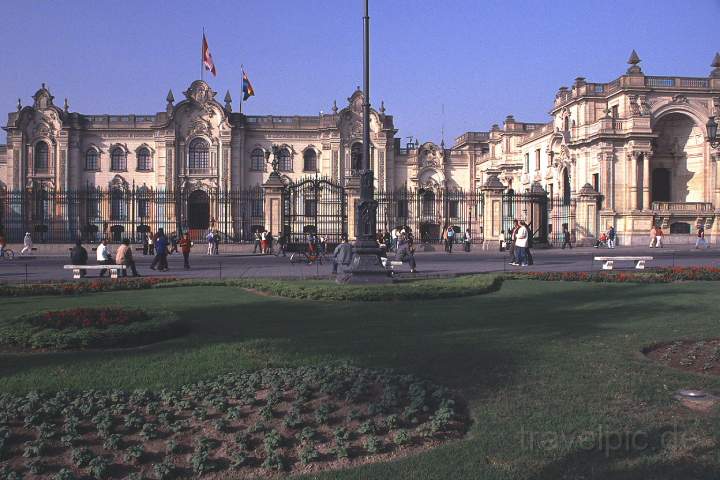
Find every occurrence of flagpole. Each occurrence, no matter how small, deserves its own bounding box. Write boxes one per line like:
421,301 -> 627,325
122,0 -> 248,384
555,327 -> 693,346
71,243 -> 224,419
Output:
239,64 -> 243,114
201,28 -> 204,81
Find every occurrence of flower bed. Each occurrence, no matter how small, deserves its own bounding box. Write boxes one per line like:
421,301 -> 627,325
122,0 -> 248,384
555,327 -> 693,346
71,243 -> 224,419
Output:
644,339 -> 720,376
0,308 -> 183,351
0,277 -> 177,297
514,267 -> 720,283
0,365 -> 467,478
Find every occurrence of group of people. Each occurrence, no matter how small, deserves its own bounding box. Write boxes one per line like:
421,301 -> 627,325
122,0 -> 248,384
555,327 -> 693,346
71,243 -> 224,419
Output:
334,228 -> 417,275
505,220 -> 534,266
252,229 -> 287,255
594,226 -> 617,249
205,230 -> 221,255
69,228 -> 196,278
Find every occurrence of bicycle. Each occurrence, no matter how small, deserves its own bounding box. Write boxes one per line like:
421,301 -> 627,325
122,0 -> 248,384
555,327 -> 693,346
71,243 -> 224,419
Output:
0,248 -> 15,260
289,248 -> 324,265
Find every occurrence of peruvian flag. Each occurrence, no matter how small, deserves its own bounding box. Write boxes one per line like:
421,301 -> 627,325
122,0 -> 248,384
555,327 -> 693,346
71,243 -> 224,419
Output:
202,33 -> 216,77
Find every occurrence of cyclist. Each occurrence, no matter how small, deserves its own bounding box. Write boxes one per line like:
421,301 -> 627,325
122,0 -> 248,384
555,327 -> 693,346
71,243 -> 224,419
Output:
0,232 -> 6,258
307,233 -> 319,263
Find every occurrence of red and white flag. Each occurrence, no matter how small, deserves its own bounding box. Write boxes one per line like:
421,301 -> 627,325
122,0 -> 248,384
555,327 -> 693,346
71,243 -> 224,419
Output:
202,33 -> 216,77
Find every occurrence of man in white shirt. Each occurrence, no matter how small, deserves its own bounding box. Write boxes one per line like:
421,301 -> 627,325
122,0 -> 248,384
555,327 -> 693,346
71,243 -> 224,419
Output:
96,238 -> 113,277
514,222 -> 529,266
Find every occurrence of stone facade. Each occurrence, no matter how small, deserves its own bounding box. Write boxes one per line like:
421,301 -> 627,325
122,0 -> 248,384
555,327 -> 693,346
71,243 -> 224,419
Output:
1,52 -> 719,245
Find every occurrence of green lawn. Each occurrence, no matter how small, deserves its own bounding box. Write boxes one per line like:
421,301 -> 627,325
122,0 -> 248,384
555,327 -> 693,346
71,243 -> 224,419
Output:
2,280 -> 720,479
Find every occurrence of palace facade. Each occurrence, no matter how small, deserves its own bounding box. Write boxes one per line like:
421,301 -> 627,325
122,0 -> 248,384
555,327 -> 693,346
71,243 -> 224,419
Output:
1,51 -> 719,245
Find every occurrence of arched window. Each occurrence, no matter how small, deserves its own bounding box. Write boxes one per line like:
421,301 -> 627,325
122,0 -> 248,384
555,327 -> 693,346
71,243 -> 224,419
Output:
85,149 -> 99,171
137,148 -> 152,171
303,149 -> 317,172
250,148 -> 265,171
189,138 -> 209,172
136,187 -> 150,219
34,142 -> 49,172
351,143 -> 363,171
110,148 -> 127,171
421,190 -> 435,217
278,148 -> 292,172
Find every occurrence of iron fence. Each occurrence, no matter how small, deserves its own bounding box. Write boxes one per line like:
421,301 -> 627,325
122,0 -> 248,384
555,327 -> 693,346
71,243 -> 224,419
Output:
376,188 -> 484,243
547,196 -> 577,247
0,187 -> 264,243
502,191 -> 549,244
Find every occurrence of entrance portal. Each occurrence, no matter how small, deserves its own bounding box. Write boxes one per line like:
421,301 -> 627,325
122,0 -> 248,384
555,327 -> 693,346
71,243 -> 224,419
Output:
187,190 -> 210,230
652,168 -> 671,204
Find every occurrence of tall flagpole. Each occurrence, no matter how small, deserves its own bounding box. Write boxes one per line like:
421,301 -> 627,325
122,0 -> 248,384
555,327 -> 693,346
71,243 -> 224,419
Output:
239,64 -> 244,114
201,27 -> 204,81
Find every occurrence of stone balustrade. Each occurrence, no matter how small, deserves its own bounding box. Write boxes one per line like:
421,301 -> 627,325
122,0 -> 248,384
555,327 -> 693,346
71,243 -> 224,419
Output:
651,201 -> 714,212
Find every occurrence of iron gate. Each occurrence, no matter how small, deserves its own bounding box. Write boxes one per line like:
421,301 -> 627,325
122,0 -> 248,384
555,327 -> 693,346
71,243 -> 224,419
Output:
282,177 -> 347,247
502,191 -> 549,244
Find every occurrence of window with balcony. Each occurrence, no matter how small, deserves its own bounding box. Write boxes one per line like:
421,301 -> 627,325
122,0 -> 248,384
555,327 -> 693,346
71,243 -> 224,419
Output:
189,138 -> 210,173
34,142 -> 49,172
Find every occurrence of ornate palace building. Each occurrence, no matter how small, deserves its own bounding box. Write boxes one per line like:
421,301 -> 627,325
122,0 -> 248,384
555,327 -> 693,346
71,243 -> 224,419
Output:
1,51 -> 719,245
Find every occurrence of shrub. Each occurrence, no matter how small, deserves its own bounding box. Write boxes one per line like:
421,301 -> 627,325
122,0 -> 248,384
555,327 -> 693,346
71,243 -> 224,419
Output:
124,444 -> 144,465
393,429 -> 411,446
364,435 -> 382,454
298,441 -> 320,465
0,309 -> 182,351
71,447 -> 94,467
88,456 -> 110,479
102,434 -> 122,451
153,460 -> 176,480
53,469 -> 77,480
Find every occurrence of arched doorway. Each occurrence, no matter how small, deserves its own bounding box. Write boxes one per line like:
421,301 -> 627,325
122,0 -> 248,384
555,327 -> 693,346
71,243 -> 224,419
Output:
651,168 -> 671,203
562,168 -> 571,206
187,190 -> 210,231
651,112 -> 704,203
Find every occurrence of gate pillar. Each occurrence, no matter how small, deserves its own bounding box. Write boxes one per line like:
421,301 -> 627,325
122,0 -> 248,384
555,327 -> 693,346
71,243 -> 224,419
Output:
480,174 -> 505,249
576,183 -> 601,246
262,173 -> 284,238
345,175 -> 361,241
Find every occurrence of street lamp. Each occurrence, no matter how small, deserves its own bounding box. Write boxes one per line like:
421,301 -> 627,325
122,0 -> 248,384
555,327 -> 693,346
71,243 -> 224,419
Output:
707,116 -> 719,149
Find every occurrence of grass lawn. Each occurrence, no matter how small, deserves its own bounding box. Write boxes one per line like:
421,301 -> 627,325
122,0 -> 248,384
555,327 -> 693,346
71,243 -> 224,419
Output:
2,279 -> 720,479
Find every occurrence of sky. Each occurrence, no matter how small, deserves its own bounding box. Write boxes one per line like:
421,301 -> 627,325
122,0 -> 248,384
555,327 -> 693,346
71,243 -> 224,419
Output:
1,0 -> 719,145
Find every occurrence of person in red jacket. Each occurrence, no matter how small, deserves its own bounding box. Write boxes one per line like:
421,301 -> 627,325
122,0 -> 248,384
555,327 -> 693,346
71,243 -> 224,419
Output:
179,234 -> 192,269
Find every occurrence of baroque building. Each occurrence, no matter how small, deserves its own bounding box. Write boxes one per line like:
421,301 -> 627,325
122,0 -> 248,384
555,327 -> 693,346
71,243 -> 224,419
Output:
1,51 -> 719,245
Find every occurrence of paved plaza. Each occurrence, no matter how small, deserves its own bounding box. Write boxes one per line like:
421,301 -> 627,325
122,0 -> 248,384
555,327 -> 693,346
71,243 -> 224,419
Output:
1,244 -> 718,283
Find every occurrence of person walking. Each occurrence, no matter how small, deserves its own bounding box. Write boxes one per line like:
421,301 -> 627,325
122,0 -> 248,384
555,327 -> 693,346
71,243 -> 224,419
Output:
179,234 -> 192,269
213,230 -> 220,255
508,220 -> 520,265
96,238 -> 113,277
277,232 -> 287,257
447,226 -> 456,253
514,221 -> 529,267
498,230 -> 506,252
70,239 -> 89,277
0,232 -> 6,258
524,221 -> 534,265
655,225 -> 664,248
267,231 -> 274,254
649,225 -> 657,248
116,238 -> 140,277
151,231 -> 169,271
395,232 -> 417,273
607,225 -> 616,249
463,228 -> 471,252
561,224 -> 572,249
206,230 -> 214,255
332,234 -> 353,274
253,229 -> 261,254
260,229 -> 268,254
169,232 -> 179,254
391,227 -> 399,252
695,225 -> 707,249
21,232 -> 33,255
142,231 -> 149,255
147,230 -> 155,256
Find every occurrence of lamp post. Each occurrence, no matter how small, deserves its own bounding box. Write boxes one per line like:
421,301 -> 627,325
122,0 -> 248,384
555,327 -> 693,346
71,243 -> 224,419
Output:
708,116 -> 719,149
343,0 -> 389,283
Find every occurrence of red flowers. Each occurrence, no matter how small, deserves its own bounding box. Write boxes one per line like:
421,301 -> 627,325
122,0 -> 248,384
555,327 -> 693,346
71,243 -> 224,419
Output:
34,308 -> 147,330
519,267 -> 720,283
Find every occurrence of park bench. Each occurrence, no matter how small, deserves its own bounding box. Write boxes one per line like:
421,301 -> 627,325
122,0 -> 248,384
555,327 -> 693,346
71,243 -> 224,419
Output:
63,264 -> 126,279
380,257 -> 404,272
594,256 -> 653,270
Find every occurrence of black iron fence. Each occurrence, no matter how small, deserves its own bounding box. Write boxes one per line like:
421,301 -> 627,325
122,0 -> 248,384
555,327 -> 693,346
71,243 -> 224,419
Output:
376,189 -> 484,243
547,196 -> 577,247
502,191 -> 549,245
0,187 -> 264,244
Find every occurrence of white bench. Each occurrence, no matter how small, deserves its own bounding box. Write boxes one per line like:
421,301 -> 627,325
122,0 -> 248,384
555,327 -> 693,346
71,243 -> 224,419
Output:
380,257 -> 404,272
63,264 -> 126,279
594,256 -> 653,270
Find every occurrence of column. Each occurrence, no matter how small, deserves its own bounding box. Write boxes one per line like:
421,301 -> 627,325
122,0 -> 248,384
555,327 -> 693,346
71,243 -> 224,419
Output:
642,152 -> 651,210
480,175 -> 505,248
262,174 -> 285,238
629,152 -> 639,211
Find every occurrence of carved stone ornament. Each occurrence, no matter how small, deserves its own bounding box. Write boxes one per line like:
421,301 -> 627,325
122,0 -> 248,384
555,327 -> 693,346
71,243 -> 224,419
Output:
187,119 -> 212,140
638,95 -> 652,116
183,80 -> 217,105
672,94 -> 689,104
628,95 -> 640,116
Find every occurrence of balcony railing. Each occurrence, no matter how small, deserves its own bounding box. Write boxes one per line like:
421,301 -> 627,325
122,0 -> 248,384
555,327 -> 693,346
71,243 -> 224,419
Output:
651,201 -> 714,212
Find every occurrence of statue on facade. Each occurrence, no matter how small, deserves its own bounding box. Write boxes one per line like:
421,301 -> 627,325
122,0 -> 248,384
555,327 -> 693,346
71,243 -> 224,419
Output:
265,145 -> 281,177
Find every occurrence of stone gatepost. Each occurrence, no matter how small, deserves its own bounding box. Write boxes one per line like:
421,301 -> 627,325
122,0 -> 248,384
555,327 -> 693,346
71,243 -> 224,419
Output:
576,183 -> 601,246
480,174 -> 506,249
262,173 -> 285,239
344,175 -> 361,240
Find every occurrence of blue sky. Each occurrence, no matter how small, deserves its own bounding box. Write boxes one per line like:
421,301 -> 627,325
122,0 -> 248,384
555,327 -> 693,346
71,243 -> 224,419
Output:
1,0 -> 718,144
